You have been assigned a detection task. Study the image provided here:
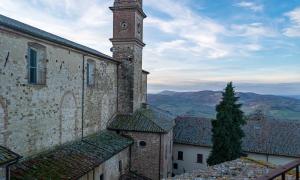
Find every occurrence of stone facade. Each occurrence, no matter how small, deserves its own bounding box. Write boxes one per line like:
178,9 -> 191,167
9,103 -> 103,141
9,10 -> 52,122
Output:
110,0 -> 146,114
121,130 -> 173,180
0,28 -> 118,157
0,0 -> 176,179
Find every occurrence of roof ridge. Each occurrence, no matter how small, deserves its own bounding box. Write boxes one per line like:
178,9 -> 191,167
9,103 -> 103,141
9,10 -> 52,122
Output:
139,110 -> 165,132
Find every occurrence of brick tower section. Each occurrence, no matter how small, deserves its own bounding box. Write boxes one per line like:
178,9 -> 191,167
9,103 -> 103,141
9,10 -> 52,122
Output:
110,0 -> 146,114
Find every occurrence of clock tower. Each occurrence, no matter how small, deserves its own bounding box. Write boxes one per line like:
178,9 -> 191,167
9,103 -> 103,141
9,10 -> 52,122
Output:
110,0 -> 147,114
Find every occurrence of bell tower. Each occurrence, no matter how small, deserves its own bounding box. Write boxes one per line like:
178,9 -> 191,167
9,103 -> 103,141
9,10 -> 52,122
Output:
110,0 -> 147,114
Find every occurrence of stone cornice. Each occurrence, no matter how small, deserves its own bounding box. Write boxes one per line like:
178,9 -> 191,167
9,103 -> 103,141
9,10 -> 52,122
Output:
109,6 -> 147,18
110,38 -> 146,47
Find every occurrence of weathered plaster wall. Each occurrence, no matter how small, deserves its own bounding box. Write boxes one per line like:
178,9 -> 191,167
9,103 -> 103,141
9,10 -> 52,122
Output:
173,144 -> 209,175
79,147 -> 130,180
173,143 -> 299,175
0,96 -> 8,146
83,56 -> 118,136
141,72 -> 147,103
0,28 -> 118,157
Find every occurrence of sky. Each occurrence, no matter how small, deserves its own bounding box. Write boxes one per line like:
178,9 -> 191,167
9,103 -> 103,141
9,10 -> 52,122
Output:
0,0 -> 300,95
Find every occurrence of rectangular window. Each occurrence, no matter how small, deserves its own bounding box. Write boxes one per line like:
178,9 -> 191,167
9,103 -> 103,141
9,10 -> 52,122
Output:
173,163 -> 178,169
29,48 -> 37,84
197,154 -> 203,163
178,151 -> 183,160
28,46 -> 46,85
119,160 -> 122,173
87,61 -> 95,86
100,174 -> 104,180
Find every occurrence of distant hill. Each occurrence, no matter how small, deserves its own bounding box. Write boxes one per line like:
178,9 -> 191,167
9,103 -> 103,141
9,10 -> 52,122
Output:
286,95 -> 300,100
148,90 -> 300,121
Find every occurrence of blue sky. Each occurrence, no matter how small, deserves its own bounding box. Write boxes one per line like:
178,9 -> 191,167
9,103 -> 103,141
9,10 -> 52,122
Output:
0,0 -> 300,95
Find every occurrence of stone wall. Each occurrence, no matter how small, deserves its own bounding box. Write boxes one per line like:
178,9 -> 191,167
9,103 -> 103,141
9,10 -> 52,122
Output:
141,72 -> 147,103
113,42 -> 144,114
160,130 -> 173,178
0,28 -> 118,157
132,44 -> 143,112
121,131 -> 173,180
79,147 -> 130,180
121,131 -> 161,180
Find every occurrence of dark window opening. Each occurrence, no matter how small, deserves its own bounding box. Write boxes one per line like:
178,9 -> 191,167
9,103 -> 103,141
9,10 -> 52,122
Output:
119,160 -> 122,173
139,141 -> 146,147
178,151 -> 183,160
87,61 -> 95,86
197,154 -> 203,163
100,174 -> 104,180
173,163 -> 178,169
29,48 -> 37,84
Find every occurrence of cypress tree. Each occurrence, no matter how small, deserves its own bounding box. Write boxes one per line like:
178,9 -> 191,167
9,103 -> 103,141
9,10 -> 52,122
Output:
207,82 -> 245,166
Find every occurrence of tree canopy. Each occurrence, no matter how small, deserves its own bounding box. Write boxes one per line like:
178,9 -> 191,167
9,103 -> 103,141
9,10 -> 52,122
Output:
207,82 -> 246,166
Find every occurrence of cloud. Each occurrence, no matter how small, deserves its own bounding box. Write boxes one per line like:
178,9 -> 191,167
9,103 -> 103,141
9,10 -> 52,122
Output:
283,7 -> 300,37
0,0 -> 113,55
144,0 -> 230,59
230,23 -> 277,38
235,1 -> 264,12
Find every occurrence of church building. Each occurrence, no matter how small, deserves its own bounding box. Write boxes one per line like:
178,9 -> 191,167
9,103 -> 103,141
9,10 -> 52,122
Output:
0,0 -> 174,179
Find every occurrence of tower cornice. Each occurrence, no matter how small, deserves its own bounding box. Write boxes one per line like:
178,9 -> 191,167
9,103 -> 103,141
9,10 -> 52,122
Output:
109,6 -> 147,18
110,38 -> 146,47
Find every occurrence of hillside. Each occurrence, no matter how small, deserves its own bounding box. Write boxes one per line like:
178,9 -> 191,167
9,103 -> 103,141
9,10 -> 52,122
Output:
148,91 -> 300,121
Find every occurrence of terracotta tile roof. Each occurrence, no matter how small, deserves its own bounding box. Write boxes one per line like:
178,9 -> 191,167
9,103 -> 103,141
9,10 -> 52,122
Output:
0,146 -> 21,166
0,14 -> 118,63
108,106 -> 175,133
10,131 -> 133,179
174,116 -> 300,157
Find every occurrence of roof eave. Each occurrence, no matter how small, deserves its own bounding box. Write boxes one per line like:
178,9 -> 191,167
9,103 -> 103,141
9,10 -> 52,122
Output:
0,21 -> 120,64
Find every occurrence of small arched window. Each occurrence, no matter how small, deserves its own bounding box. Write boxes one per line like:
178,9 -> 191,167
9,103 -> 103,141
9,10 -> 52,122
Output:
139,140 -> 146,147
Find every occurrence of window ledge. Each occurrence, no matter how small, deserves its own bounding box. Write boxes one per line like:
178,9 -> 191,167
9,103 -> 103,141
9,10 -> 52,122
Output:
27,84 -> 47,88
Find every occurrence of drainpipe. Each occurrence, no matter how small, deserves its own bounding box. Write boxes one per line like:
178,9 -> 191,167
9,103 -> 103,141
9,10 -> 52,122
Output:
81,55 -> 86,139
116,63 -> 119,113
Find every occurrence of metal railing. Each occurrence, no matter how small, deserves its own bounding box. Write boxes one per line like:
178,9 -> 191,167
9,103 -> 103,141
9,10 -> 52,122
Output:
257,159 -> 300,180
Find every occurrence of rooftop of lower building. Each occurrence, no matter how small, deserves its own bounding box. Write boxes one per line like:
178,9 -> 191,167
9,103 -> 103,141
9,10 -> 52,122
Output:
108,105 -> 175,133
0,146 -> 21,167
174,116 -> 300,158
10,130 -> 133,179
